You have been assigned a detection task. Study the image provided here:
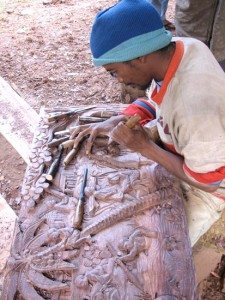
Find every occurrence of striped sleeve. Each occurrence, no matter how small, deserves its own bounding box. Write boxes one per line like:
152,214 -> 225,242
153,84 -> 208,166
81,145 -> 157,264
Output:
183,163 -> 225,186
122,98 -> 156,125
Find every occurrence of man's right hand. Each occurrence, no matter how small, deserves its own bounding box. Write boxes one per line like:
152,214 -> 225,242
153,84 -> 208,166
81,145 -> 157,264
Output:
71,115 -> 126,155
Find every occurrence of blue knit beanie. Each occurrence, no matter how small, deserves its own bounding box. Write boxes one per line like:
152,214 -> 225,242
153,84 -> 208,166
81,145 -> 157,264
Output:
90,0 -> 172,66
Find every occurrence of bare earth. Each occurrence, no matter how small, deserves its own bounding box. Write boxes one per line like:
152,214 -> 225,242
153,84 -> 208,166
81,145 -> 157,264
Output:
0,0 -> 224,298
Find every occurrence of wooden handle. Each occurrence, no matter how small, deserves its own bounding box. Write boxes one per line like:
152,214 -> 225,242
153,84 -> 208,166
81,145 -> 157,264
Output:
48,136 -> 69,148
63,147 -> 79,166
73,200 -> 85,229
61,139 -> 75,149
46,146 -> 63,181
125,114 -> 141,129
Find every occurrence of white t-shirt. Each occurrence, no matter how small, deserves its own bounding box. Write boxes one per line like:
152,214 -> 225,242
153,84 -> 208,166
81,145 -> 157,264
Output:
147,37 -> 225,195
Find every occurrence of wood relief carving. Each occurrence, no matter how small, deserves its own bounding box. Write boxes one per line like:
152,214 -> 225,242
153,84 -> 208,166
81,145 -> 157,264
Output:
2,105 -> 197,299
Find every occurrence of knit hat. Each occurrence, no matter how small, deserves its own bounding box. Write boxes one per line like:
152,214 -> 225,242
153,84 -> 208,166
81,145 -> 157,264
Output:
90,0 -> 172,66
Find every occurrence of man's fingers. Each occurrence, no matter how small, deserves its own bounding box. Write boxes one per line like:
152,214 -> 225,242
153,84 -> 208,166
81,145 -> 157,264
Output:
110,122 -> 125,142
70,125 -> 89,139
70,127 -> 81,139
73,128 -> 90,149
85,132 -> 98,155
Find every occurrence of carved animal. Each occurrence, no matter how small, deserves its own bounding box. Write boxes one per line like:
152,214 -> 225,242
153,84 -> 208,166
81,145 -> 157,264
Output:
80,191 -> 167,238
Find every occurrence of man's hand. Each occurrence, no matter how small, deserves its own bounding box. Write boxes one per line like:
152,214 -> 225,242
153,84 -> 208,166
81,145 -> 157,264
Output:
71,115 -> 126,154
110,122 -> 150,153
111,119 -> 219,194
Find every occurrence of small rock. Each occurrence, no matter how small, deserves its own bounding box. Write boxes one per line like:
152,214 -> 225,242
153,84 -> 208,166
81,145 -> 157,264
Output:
67,72 -> 78,76
25,36 -> 33,43
20,8 -> 33,16
43,0 -> 52,4
16,28 -> 27,34
67,36 -> 74,42
6,9 -> 14,14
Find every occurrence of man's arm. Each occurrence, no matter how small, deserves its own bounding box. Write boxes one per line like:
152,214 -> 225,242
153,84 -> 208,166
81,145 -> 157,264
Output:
110,122 -> 218,193
142,139 -> 217,192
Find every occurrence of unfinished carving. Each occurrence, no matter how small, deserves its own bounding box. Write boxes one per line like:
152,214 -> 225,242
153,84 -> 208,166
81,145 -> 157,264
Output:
2,105 -> 197,299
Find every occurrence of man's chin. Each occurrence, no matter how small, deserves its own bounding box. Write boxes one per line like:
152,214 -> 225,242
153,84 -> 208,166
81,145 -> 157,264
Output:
126,84 -> 148,90
126,81 -> 152,90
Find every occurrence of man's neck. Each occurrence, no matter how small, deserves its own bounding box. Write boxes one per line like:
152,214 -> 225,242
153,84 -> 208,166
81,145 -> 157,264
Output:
152,42 -> 176,82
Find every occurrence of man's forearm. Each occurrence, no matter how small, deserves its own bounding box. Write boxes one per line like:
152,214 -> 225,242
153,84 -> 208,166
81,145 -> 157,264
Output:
141,141 -> 217,192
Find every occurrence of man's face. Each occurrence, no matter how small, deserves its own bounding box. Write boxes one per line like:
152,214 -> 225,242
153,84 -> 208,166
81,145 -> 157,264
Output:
104,60 -> 153,90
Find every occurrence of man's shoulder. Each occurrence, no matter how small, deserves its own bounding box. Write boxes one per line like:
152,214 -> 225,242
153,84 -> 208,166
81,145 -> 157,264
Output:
172,36 -> 206,48
173,36 -> 214,61
174,37 -> 224,79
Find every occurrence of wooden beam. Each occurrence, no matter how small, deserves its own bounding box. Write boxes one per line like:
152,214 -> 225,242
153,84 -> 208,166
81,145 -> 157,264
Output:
0,76 -> 39,164
0,194 -> 17,272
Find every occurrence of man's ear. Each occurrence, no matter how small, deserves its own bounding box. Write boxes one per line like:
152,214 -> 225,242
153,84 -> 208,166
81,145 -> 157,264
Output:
128,56 -> 147,67
136,55 -> 147,64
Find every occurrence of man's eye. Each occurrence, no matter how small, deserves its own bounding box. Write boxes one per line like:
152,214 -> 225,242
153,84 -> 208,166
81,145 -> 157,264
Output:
109,71 -> 117,78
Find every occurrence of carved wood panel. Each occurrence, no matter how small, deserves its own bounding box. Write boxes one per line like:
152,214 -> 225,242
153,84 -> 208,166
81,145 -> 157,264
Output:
2,105 -> 197,300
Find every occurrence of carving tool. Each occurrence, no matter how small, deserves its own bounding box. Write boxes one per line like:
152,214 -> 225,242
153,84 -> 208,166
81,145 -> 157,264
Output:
63,146 -> 80,167
60,139 -> 75,149
48,136 -> 69,148
73,167 -> 88,230
47,106 -> 96,122
143,119 -> 160,143
125,114 -> 141,129
90,110 -> 118,118
54,125 -> 88,138
125,115 -> 160,143
45,145 -> 64,182
79,116 -> 107,124
63,136 -> 87,167
54,129 -> 70,138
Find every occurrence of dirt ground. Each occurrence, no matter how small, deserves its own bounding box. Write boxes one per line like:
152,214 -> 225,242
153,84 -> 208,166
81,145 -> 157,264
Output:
0,0 -> 224,298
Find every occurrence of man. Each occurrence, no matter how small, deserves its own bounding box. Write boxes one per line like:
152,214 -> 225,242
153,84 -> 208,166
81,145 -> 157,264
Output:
73,0 -> 225,245
175,0 -> 225,71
